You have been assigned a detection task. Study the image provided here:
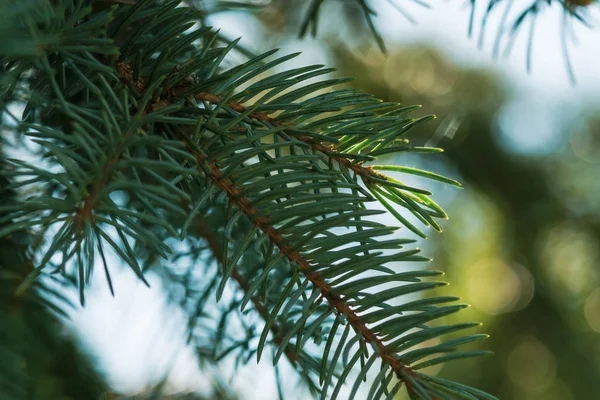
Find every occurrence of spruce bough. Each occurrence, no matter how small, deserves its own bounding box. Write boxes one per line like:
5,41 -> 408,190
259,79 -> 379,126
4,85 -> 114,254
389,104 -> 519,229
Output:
1,1 -> 495,399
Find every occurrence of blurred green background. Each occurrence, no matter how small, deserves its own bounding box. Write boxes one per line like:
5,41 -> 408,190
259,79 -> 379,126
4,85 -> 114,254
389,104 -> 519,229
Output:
2,1 -> 600,399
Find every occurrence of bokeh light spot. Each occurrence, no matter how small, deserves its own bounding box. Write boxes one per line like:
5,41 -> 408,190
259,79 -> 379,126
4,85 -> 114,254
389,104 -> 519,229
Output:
539,223 -> 599,299
584,288 -> 600,333
466,259 -> 534,315
495,98 -> 563,155
507,337 -> 557,393
570,119 -> 600,163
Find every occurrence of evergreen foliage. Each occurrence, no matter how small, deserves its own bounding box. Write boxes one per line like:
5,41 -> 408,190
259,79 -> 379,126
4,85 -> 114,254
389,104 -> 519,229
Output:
297,0 -> 597,83
6,0 -> 581,398
466,0 -> 596,83
1,149 -> 109,399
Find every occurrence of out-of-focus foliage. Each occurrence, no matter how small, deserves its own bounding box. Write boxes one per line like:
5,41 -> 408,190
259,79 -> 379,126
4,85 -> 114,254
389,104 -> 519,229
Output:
466,0 -> 598,83
259,0 -> 599,83
0,146 -> 109,399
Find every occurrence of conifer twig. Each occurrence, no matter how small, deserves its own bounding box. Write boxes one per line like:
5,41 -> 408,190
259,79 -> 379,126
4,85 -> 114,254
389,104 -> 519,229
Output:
109,57 -> 428,381
183,141 -> 414,380
191,214 -> 300,364
114,59 -> 389,185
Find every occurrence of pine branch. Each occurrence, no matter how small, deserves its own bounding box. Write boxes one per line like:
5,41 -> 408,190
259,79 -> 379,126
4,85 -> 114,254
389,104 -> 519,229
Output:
102,52 -> 490,397
112,56 -> 448,238
298,0 -> 430,53
191,214 -> 300,365
189,92 -> 385,182
0,1 -> 494,398
118,63 -> 397,190
183,136 -> 413,375
468,0 -> 597,84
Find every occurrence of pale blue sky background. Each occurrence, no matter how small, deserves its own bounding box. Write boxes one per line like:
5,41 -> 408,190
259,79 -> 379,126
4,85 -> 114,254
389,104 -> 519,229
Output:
69,2 -> 600,399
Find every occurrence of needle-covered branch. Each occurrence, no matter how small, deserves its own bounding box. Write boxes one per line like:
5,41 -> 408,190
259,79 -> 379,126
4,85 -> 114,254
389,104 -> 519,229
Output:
0,1 -> 494,399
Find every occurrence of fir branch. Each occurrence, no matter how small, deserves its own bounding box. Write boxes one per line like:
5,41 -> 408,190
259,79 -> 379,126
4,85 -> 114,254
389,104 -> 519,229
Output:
190,213 -> 300,365
183,138 -> 414,376
0,1 -> 493,398
74,134 -> 131,228
469,0 -> 597,84
188,91 -> 385,182
112,59 -> 442,237
104,52 -> 483,397
113,58 -> 382,183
